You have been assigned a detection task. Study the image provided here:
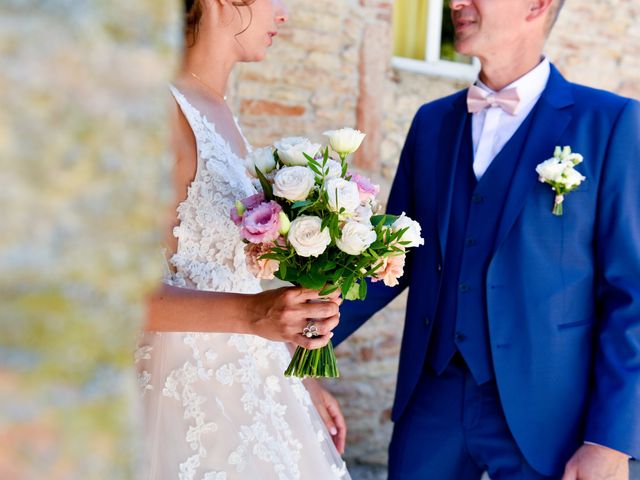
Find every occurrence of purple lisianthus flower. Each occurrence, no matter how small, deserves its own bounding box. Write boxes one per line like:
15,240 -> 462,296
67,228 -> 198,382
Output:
230,192 -> 266,225
241,201 -> 282,243
348,172 -> 380,202
242,192 -> 266,210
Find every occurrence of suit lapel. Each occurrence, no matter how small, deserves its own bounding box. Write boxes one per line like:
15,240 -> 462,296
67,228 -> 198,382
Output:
494,65 -> 575,251
437,93 -> 469,261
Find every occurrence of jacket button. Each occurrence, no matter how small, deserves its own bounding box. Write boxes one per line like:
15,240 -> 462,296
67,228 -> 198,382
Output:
458,283 -> 470,293
436,264 -> 442,272
455,331 -> 466,342
424,316 -> 431,327
472,194 -> 485,204
465,236 -> 477,247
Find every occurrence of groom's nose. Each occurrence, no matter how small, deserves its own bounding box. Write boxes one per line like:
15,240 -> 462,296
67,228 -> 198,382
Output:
450,0 -> 472,10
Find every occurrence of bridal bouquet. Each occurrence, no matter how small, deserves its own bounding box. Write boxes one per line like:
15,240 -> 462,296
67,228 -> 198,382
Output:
231,128 -> 424,378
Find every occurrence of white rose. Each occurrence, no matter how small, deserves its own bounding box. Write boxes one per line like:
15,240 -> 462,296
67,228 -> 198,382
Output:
323,128 -> 366,155
325,178 -> 361,213
274,137 -> 321,166
336,221 -> 377,255
536,158 -> 566,183
245,147 -> 276,177
561,167 -> 586,189
287,215 -> 331,257
273,166 -> 316,201
352,204 -> 373,224
318,159 -> 343,180
392,212 -> 424,248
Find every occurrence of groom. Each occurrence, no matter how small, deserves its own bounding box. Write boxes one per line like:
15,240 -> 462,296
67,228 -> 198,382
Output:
334,0 -> 639,478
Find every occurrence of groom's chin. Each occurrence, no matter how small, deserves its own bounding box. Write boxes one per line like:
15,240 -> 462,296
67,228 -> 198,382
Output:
453,38 -> 474,58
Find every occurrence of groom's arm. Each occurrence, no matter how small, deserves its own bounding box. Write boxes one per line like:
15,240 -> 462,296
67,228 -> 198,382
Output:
584,98 -> 640,458
333,108 -> 424,346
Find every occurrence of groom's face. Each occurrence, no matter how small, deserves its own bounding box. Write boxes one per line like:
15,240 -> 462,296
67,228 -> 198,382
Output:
449,0 -> 533,59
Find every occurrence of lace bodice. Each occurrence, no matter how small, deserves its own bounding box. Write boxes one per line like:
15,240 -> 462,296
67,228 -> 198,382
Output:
167,86 -> 260,294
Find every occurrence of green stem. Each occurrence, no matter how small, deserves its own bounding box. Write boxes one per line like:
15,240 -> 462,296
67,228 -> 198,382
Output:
284,342 -> 339,378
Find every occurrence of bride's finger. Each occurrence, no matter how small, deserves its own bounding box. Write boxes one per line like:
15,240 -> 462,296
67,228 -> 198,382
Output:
301,301 -> 339,320
295,287 -> 341,303
327,399 -> 347,454
316,402 -> 338,439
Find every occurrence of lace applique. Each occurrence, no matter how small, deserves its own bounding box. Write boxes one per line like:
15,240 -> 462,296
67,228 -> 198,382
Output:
137,371 -> 152,396
203,472 -> 227,480
217,335 -> 303,477
165,86 -> 260,295
163,335 -> 219,479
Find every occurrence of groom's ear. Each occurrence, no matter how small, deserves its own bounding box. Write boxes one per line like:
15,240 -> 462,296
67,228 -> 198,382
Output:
525,0 -> 555,23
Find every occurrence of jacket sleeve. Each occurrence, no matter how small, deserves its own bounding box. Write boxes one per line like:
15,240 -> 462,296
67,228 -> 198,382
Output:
584,98 -> 640,458
332,109 -> 423,347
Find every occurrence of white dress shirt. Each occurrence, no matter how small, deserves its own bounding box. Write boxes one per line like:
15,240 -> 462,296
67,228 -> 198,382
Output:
471,58 -> 551,179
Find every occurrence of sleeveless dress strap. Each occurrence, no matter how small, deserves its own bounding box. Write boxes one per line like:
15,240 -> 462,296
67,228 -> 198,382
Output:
169,85 -> 204,135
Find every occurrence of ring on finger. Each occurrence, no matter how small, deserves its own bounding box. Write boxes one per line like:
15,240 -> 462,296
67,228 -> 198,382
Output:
302,320 -> 320,338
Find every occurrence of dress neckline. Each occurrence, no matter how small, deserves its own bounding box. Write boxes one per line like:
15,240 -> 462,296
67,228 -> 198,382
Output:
169,84 -> 251,163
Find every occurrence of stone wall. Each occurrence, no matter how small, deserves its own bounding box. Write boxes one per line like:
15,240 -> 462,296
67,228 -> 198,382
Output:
0,1 -> 178,478
234,0 -> 640,467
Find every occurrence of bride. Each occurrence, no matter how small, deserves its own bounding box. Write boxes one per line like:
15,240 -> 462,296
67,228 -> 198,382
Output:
136,1 -> 351,478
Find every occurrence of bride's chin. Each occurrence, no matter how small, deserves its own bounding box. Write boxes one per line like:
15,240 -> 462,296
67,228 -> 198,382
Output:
242,51 -> 267,63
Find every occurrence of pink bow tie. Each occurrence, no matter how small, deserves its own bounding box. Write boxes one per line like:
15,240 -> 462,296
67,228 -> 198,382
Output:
467,85 -> 520,115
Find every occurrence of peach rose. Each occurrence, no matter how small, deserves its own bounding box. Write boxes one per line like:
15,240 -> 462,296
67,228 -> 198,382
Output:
244,242 -> 280,280
371,252 -> 406,287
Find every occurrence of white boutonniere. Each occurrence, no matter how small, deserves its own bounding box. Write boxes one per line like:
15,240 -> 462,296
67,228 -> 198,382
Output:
535,146 -> 586,216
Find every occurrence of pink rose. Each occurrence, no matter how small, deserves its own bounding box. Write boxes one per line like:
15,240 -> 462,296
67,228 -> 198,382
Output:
241,201 -> 282,243
244,242 -> 280,279
349,172 -> 380,203
371,252 -> 405,287
230,192 -> 266,226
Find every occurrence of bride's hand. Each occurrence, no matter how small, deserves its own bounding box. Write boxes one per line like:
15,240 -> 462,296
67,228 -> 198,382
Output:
303,378 -> 347,455
246,287 -> 341,349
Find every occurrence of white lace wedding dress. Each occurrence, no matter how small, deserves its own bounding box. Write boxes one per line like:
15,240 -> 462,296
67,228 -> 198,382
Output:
135,86 -> 350,480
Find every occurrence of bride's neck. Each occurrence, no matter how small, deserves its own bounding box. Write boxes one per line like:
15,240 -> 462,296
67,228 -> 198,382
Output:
180,38 -> 236,97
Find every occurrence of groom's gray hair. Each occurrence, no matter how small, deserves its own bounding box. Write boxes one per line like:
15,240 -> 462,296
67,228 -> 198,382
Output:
546,0 -> 566,35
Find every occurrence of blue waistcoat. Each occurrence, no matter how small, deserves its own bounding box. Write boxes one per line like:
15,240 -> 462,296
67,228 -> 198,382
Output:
427,109 -> 537,384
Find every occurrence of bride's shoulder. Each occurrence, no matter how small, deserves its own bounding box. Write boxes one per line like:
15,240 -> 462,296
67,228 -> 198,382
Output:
171,83 -> 227,123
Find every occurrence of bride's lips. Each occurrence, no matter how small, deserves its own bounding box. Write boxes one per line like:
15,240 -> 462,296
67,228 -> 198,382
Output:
267,31 -> 277,46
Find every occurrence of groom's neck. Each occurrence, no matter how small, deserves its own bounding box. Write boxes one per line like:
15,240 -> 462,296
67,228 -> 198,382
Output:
478,49 -> 544,91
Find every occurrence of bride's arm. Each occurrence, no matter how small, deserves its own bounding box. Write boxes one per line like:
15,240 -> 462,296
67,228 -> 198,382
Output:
145,285 -> 341,349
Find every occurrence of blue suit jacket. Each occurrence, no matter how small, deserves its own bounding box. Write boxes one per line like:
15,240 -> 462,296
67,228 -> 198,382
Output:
334,65 -> 640,475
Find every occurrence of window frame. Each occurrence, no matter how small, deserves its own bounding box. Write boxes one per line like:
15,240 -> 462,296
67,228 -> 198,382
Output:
391,0 -> 480,82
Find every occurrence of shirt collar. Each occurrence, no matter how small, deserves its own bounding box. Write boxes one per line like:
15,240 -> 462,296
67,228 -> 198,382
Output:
475,57 -> 551,111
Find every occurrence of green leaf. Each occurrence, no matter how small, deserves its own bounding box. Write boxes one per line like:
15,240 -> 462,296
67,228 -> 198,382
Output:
307,161 -> 323,176
340,275 -> 354,298
359,278 -> 368,299
320,261 -> 336,271
319,283 -> 339,296
260,253 -> 284,261
291,200 -> 313,209
371,214 -> 397,227
331,267 -> 345,283
345,281 -> 360,301
255,165 -> 274,200
341,161 -> 348,178
299,272 -> 327,290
